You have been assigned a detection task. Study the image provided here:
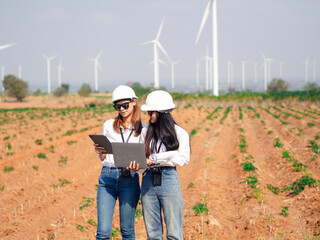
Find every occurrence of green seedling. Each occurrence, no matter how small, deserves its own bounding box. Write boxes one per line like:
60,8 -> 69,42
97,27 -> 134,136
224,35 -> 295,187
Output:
76,225 -> 88,232
192,194 -> 208,215
88,219 -> 97,226
307,122 -> 315,127
58,178 -> 71,186
267,184 -> 280,194
188,182 -> 195,188
35,139 -> 42,145
79,197 -> 94,210
282,174 -> 319,195
247,175 -> 258,188
32,165 -> 39,171
0,185 -> 5,191
273,138 -> 283,148
59,156 -> 68,165
280,206 -> 289,217
3,166 -> 14,173
241,161 -> 256,172
37,153 -> 47,159
111,228 -> 120,237
292,160 -> 308,172
67,140 -> 77,145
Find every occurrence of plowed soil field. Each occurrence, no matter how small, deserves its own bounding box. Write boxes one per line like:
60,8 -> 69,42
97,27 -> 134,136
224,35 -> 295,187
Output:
1,96 -> 319,240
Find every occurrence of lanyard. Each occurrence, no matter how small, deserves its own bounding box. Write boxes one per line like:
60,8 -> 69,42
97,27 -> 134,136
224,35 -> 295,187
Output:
156,139 -> 163,153
119,126 -> 134,143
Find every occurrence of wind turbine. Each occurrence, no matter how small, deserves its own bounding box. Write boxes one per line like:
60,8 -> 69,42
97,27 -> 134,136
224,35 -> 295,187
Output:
252,62 -> 260,83
57,58 -> 65,88
241,61 -> 247,90
1,66 -> 4,91
0,42 -> 17,91
42,54 -> 57,94
260,52 -> 275,91
88,51 -> 103,92
170,60 -> 180,89
195,0 -> 219,96
141,18 -> 169,89
18,66 -> 22,79
313,61 -> 317,82
302,57 -> 309,82
279,62 -> 284,79
0,42 -> 17,51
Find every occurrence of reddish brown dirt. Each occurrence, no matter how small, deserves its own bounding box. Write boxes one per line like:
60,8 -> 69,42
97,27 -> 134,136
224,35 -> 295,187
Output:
0,97 -> 319,240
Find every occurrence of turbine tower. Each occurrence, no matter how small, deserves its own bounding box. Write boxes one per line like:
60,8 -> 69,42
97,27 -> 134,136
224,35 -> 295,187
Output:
260,52 -> 275,91
241,61 -> 247,90
0,42 -> 17,91
57,58 -> 65,88
1,66 -> 4,91
303,57 -> 309,82
141,18 -> 169,89
170,60 -> 180,89
18,66 -> 22,79
195,0 -> 219,96
88,51 -> 103,92
42,54 -> 57,94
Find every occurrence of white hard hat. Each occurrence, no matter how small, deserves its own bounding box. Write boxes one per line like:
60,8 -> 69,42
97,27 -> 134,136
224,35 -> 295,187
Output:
141,90 -> 175,112
112,85 -> 138,103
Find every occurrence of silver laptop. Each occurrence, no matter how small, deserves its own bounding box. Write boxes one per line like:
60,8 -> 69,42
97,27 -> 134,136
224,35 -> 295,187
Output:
89,134 -> 147,168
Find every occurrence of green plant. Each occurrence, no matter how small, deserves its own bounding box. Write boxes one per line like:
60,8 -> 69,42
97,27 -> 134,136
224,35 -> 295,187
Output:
32,165 -> 39,171
273,138 -> 283,148
280,206 -> 289,217
79,197 -> 94,210
59,178 -> 71,186
190,129 -> 197,137
88,219 -> 97,226
292,160 -> 308,172
282,150 -> 292,160
241,161 -> 256,172
267,184 -> 280,194
67,140 -> 77,145
35,139 -> 42,145
63,129 -> 78,136
192,195 -> 208,215
282,174 -> 319,195
247,175 -> 258,188
307,122 -> 315,127
37,153 -> 47,159
0,185 -> 5,191
76,225 -> 88,232
3,166 -> 14,173
188,182 -> 195,188
59,156 -> 68,165
111,228 -> 120,237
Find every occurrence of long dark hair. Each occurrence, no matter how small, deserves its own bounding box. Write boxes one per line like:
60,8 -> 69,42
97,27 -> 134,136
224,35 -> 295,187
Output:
145,112 -> 179,157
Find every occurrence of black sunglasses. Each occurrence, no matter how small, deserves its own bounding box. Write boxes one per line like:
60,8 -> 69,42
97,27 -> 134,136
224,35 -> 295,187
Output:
147,111 -> 156,116
113,101 -> 131,111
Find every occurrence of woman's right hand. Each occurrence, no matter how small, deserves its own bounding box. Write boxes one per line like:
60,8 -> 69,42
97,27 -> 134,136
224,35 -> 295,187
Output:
94,144 -> 107,154
147,157 -> 155,166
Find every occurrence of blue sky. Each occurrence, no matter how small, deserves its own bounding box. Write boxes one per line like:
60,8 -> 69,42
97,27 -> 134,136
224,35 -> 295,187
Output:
0,0 -> 319,93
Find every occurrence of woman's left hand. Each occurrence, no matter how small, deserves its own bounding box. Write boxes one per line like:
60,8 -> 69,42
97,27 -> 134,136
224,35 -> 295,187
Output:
127,161 -> 140,172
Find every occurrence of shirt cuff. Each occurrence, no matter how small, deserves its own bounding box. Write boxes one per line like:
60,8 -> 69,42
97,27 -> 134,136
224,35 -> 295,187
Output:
149,154 -> 157,163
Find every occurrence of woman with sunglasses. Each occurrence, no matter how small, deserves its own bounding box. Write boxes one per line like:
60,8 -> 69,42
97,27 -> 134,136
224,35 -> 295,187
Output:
130,90 -> 190,240
94,85 -> 146,240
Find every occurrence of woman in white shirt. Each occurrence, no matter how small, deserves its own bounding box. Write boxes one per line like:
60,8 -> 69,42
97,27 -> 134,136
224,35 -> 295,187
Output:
139,90 -> 190,240
94,85 -> 145,240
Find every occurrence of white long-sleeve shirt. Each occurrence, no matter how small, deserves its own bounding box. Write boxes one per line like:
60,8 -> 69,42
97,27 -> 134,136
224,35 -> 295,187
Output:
140,124 -> 190,167
99,118 -> 147,167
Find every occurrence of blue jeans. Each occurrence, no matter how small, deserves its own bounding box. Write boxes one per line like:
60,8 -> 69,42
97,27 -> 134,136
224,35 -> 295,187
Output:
96,166 -> 140,240
141,167 -> 184,240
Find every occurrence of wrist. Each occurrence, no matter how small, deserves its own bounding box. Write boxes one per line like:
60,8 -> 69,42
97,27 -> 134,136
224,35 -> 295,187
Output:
150,154 -> 157,162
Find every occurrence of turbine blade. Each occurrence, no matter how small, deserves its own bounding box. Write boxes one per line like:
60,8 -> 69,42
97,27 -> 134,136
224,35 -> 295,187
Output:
96,50 -> 103,60
158,59 -> 168,65
157,41 -> 170,60
140,40 -> 154,46
156,17 -> 166,40
0,42 -> 17,51
260,51 -> 266,60
195,0 -> 213,45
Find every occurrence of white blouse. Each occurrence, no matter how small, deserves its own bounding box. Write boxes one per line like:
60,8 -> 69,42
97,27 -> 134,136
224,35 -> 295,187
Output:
99,118 -> 147,167
140,124 -> 190,167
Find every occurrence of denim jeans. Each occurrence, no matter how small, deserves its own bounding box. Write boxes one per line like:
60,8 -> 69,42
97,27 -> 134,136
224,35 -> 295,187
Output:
141,167 -> 184,240
96,166 -> 140,240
